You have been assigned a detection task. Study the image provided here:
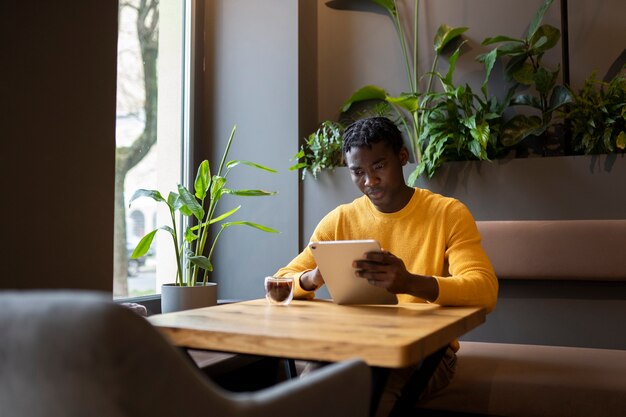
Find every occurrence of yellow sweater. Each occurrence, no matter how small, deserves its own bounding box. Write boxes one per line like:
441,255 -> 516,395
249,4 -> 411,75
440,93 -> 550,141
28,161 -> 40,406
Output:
276,188 -> 498,315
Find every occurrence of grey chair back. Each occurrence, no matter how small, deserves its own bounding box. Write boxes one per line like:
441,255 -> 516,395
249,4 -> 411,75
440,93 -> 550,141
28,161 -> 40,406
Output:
0,290 -> 370,417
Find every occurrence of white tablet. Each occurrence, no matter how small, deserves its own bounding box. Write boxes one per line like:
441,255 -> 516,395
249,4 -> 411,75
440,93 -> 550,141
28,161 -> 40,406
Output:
308,240 -> 398,305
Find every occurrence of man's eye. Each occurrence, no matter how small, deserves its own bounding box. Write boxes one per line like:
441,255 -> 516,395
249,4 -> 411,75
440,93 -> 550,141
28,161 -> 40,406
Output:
353,170 -> 364,176
375,163 -> 384,170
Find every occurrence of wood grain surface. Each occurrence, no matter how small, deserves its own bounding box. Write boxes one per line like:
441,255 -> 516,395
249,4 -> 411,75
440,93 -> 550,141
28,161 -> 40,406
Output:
148,299 -> 485,368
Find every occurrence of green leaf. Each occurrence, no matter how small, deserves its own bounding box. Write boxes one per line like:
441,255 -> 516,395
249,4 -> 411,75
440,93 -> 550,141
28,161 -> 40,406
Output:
210,176 -> 227,202
226,160 -> 277,173
480,49 -> 498,96
131,229 -> 158,258
616,131 -> 626,150
461,115 -> 477,131
433,25 -> 468,54
500,115 -> 543,146
216,125 -> 237,177
471,122 -> 490,148
129,189 -> 165,206
528,0 -> 555,41
221,221 -> 280,234
444,42 -> 465,85
497,42 -> 528,57
407,166 -> 421,186
224,189 -> 277,197
534,67 -> 557,96
341,85 -> 388,112
209,205 -> 241,224
370,0 -> 397,16
288,162 -> 307,171
548,85 -> 573,111
179,204 -> 193,217
131,225 -> 174,258
511,63 -> 535,85
386,93 -> 419,112
513,94 -> 540,107
178,184 -> 204,221
505,55 -> 529,80
184,227 -> 198,243
468,139 -> 484,159
529,24 -> 560,54
481,35 -> 524,46
160,225 -> 175,236
167,192 -> 184,212
194,160 -> 211,200
188,255 -> 213,272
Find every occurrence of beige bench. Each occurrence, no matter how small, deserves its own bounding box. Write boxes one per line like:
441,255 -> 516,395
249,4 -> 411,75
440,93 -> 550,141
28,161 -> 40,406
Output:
416,220 -> 626,417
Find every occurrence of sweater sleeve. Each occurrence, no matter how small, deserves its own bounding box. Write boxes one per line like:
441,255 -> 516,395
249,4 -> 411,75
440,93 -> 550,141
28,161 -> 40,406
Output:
274,209 -> 338,299
274,249 -> 316,299
432,201 -> 499,313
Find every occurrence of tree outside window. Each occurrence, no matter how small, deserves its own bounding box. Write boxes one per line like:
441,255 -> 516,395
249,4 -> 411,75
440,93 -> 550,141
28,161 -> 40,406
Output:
114,0 -> 192,298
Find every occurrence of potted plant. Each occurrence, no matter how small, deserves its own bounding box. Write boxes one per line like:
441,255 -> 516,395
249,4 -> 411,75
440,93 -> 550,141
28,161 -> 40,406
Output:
130,125 -> 279,313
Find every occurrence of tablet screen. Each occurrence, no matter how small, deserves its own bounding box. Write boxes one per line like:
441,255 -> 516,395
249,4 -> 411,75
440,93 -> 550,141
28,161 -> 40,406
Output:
309,240 -> 398,305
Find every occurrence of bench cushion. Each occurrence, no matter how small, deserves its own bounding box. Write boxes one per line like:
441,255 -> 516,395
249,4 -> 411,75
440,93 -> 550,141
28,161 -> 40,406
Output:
477,220 -> 626,281
417,341 -> 626,417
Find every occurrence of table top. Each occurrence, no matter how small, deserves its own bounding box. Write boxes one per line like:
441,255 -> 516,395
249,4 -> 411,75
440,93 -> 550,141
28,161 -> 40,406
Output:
148,299 -> 485,368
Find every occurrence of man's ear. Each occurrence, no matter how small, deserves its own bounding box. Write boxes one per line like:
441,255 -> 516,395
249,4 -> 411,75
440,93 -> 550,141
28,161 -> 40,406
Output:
399,146 -> 409,166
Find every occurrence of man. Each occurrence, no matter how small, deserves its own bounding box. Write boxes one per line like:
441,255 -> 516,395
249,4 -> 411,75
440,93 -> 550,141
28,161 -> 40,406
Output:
275,116 -> 498,416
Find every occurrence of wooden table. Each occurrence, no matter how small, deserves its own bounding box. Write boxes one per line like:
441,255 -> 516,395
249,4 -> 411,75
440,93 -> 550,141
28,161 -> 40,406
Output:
148,299 -> 485,368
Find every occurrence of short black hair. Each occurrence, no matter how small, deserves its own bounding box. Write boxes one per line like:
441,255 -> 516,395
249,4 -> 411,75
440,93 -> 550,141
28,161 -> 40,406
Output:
342,117 -> 404,155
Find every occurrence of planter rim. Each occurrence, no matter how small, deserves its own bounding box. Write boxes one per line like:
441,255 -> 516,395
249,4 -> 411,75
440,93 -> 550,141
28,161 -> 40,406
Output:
162,282 -> 217,287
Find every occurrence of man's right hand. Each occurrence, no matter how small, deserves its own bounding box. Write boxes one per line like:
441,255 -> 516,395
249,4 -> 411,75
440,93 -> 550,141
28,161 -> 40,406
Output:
300,268 -> 325,291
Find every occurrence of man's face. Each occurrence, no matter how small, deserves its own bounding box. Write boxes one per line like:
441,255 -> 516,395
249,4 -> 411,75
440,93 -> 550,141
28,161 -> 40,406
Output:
345,141 -> 410,213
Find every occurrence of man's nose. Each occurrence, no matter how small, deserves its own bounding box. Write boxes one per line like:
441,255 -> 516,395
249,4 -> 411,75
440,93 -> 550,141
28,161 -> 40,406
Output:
364,172 -> 380,187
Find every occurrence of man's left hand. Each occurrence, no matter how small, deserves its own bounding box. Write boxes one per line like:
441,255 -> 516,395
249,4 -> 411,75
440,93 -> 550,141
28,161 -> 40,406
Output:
352,250 -> 410,294
353,250 -> 440,301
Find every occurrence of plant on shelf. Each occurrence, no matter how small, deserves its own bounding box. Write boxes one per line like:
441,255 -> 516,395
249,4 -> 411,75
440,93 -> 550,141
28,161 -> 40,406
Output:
298,0 -> 618,182
319,0 -> 506,183
561,68 -> 626,155
412,42 -> 510,179
479,0 -> 572,155
291,102 -> 392,180
129,125 -> 279,287
290,120 -> 344,180
338,0 -> 469,183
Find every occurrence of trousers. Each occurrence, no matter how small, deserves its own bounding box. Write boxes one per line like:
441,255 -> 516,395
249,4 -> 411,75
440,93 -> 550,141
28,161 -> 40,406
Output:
299,345 -> 457,417
374,346 -> 457,417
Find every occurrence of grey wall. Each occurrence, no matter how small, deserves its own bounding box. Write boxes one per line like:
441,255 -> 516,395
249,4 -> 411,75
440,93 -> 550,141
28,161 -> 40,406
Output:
414,154 -> 626,221
568,0 -> 626,85
203,0 -> 300,300
1,2 -> 118,291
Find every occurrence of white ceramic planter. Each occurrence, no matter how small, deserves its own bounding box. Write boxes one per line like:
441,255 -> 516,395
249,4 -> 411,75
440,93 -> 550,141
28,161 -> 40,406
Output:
161,283 -> 218,313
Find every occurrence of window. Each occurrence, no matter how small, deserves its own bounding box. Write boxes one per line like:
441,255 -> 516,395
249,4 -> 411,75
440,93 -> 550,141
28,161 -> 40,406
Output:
129,210 -> 146,240
114,0 -> 192,298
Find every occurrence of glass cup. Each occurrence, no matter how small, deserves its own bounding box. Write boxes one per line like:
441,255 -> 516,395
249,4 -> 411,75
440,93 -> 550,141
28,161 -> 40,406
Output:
264,276 -> 294,305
